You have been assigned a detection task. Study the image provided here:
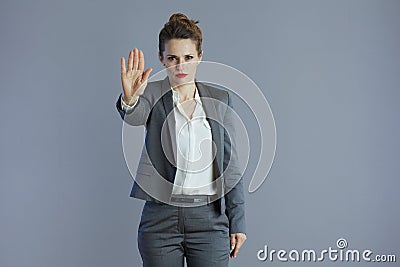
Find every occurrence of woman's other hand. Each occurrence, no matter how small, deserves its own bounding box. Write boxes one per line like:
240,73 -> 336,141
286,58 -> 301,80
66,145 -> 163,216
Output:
121,48 -> 152,105
230,233 -> 247,258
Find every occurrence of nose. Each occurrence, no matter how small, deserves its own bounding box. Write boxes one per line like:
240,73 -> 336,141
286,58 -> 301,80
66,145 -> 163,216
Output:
175,61 -> 183,71
175,58 -> 184,71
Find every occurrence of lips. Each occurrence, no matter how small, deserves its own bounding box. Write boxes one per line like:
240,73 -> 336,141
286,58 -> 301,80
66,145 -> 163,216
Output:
176,73 -> 188,78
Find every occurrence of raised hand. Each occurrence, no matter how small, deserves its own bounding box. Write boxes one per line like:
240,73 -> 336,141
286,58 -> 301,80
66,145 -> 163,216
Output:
121,48 -> 152,105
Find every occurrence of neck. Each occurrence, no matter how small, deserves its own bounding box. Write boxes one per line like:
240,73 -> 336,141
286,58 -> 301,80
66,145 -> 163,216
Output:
172,81 -> 196,101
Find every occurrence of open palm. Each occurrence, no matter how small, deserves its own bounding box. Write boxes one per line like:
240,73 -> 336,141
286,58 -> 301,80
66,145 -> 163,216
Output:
121,48 -> 152,104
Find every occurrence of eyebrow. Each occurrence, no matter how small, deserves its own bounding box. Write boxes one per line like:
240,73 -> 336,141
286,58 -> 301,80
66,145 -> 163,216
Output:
166,54 -> 194,57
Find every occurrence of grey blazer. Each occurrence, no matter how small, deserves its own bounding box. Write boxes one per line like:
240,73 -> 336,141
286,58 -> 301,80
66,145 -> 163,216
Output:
116,77 -> 245,234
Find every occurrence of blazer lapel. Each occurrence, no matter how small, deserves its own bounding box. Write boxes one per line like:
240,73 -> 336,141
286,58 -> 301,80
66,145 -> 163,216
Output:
160,77 -> 177,169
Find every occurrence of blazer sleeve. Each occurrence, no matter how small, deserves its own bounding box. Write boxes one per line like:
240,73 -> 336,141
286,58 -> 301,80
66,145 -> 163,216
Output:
115,92 -> 152,126
223,92 -> 246,235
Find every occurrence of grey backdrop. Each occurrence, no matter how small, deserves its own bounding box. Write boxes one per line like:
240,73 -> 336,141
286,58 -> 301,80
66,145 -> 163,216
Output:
1,0 -> 399,266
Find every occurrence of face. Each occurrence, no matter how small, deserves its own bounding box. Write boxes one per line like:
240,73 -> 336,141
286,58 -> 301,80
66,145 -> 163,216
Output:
159,38 -> 202,87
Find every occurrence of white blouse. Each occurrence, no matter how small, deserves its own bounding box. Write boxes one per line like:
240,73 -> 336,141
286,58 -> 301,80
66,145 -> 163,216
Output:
121,87 -> 217,195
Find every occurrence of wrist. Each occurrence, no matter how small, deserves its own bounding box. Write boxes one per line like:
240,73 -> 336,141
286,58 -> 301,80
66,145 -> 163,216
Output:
123,94 -> 138,106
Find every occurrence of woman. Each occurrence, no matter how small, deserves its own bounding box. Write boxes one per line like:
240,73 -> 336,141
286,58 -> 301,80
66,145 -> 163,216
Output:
116,13 -> 246,266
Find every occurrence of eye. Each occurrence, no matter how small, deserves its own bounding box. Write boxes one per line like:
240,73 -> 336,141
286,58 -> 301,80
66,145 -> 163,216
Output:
167,56 -> 176,61
185,55 -> 194,60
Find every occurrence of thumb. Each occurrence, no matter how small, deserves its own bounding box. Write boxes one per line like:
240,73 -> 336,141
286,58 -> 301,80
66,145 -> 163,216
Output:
142,68 -> 153,82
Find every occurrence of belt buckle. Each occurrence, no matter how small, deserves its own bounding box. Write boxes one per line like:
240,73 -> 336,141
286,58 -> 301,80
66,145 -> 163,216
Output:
193,198 -> 204,203
171,196 -> 193,203
171,195 -> 208,204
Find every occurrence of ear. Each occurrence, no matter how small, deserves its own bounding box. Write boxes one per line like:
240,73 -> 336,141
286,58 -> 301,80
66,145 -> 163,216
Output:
198,50 -> 203,64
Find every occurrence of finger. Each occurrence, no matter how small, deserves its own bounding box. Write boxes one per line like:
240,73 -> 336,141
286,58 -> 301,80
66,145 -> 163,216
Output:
230,234 -> 246,258
231,246 -> 239,258
139,50 -> 145,70
230,241 -> 241,258
142,68 -> 152,82
230,235 -> 236,251
121,57 -> 126,75
233,238 -> 245,255
133,48 -> 139,70
128,50 -> 133,70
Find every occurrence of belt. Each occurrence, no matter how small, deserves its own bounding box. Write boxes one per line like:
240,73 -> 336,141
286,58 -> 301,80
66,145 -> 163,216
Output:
170,194 -> 216,204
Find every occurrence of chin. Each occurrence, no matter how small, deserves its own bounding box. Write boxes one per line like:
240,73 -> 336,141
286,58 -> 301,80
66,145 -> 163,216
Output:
170,76 -> 195,87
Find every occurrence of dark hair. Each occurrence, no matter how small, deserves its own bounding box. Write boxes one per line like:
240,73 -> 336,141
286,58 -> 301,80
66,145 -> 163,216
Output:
158,13 -> 203,59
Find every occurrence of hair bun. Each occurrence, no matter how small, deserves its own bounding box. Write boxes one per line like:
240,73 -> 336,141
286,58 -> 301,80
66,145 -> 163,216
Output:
169,13 -> 199,24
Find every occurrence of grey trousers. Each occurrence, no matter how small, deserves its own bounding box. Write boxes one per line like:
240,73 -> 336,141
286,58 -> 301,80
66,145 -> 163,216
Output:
137,200 -> 230,267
